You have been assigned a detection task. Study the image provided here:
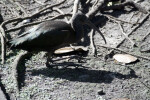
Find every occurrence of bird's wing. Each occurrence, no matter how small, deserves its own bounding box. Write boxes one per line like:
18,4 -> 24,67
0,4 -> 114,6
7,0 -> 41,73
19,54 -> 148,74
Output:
16,25 -> 39,38
9,21 -> 74,51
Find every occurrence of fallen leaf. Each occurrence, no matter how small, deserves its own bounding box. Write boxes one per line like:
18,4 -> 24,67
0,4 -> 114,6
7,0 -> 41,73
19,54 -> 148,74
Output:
54,46 -> 88,54
113,54 -> 137,64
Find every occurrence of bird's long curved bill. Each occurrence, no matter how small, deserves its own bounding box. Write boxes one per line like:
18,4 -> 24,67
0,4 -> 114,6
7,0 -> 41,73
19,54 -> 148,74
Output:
85,20 -> 107,44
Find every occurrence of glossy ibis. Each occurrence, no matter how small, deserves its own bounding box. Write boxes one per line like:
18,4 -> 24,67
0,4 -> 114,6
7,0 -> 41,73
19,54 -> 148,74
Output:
7,12 -> 106,67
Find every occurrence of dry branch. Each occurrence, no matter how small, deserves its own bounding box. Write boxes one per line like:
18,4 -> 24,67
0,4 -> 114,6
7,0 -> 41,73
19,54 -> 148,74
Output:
90,30 -> 97,56
69,0 -> 80,23
118,22 -> 136,46
52,7 -> 69,22
0,25 -> 6,64
6,13 -> 72,33
102,14 -> 138,24
1,0 -> 66,27
105,12 -> 150,58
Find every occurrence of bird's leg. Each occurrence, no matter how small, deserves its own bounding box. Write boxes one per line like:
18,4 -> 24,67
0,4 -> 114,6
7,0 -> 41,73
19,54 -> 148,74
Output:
45,52 -> 54,68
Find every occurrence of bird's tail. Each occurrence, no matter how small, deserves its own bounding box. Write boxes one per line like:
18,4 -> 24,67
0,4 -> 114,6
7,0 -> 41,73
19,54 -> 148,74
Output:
6,39 -> 17,49
6,25 -> 39,49
6,36 -> 28,49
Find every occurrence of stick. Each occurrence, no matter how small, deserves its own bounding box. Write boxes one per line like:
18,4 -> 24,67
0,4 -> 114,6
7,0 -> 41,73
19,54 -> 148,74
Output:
6,13 -> 72,33
1,0 -> 66,27
0,25 -> 6,64
106,12 -> 150,57
141,31 -> 150,41
53,7 -> 69,23
90,29 -> 97,56
102,14 -> 138,24
34,0 -> 45,5
100,45 -> 150,61
0,31 -> 6,64
69,0 -> 80,23
118,22 -> 136,46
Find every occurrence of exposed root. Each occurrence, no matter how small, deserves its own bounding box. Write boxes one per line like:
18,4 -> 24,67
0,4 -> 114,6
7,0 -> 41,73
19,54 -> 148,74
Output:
90,29 -> 97,56
0,26 -> 6,64
12,51 -> 32,93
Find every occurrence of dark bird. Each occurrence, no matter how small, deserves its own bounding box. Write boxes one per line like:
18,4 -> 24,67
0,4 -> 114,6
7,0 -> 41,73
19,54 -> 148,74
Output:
7,12 -> 106,66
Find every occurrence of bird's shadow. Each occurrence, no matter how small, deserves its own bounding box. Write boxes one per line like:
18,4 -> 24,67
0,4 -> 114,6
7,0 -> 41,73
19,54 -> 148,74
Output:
28,64 -> 138,84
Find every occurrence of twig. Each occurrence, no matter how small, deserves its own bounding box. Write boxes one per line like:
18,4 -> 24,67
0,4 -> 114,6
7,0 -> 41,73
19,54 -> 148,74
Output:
100,45 -> 150,61
32,0 -> 66,18
102,14 -> 138,24
90,30 -> 97,56
106,12 -> 150,57
53,7 -> 69,23
6,13 -> 72,33
86,0 -> 105,18
69,0 -> 80,23
118,22 -> 136,46
0,31 -> 6,64
141,31 -> 150,41
92,0 -> 99,9
126,12 -> 135,31
1,0 -> 66,27
34,0 -> 45,5
0,26 -> 6,64
86,0 -> 91,4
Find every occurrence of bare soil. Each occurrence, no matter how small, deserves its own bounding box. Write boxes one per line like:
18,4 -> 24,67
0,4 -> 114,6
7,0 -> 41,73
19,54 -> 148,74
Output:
0,0 -> 150,100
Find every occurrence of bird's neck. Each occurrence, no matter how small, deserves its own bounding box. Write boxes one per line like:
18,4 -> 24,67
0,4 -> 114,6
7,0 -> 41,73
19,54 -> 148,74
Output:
71,19 -> 84,42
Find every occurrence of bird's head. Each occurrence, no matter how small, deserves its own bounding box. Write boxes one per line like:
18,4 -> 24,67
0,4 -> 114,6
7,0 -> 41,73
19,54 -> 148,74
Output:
73,12 -> 107,44
72,12 -> 89,24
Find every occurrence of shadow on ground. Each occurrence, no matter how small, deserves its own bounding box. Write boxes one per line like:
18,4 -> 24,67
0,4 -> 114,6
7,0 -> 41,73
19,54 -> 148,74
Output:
29,64 -> 138,84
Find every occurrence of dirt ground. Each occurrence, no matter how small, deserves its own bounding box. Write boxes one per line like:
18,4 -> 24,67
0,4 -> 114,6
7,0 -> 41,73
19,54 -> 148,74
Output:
0,0 -> 150,100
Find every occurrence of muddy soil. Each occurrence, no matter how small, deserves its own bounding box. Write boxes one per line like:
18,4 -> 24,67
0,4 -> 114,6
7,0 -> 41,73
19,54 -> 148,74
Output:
0,0 -> 150,100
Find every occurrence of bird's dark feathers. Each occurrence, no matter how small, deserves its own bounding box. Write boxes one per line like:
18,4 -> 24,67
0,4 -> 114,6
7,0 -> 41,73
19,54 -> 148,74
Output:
8,21 -> 76,52
7,12 -> 106,52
